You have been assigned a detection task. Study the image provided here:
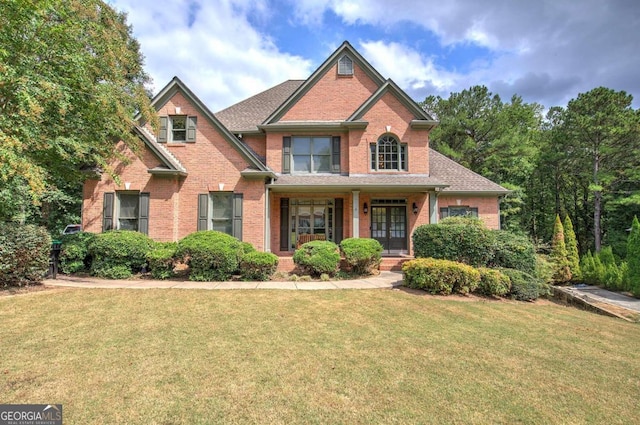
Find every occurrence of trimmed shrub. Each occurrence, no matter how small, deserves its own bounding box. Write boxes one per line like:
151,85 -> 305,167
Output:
177,231 -> 243,281
340,237 -> 383,275
293,240 -> 340,277
240,251 -> 278,281
412,223 -> 495,267
240,242 -> 256,255
0,223 -> 51,287
88,230 -> 154,279
534,254 -> 555,285
501,268 -> 549,301
439,216 -> 486,227
476,267 -> 511,297
59,232 -> 95,274
402,258 -> 481,295
147,242 -> 178,280
490,230 -> 536,273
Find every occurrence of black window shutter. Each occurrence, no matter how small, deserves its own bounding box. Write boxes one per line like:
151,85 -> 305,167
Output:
332,136 -> 341,173
401,144 -> 408,171
198,194 -> 209,231
334,198 -> 343,243
280,198 -> 289,250
470,207 -> 479,217
186,116 -> 197,142
139,192 -> 150,235
232,193 -> 243,240
103,192 -> 114,231
440,207 -> 449,219
283,137 -> 291,174
158,116 -> 168,143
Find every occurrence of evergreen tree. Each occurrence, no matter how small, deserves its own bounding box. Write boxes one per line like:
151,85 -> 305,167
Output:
625,216 -> 640,296
580,251 -> 596,284
551,214 -> 572,283
563,215 -> 581,281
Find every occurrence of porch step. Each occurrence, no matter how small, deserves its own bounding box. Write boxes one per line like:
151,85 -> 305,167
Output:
379,257 -> 412,271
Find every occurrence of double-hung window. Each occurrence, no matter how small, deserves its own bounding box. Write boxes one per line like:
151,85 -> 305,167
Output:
370,135 -> 407,171
283,136 -> 341,174
158,115 -> 197,143
197,192 -> 243,239
102,192 -> 150,234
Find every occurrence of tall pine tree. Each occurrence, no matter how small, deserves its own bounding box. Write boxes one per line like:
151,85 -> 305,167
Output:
564,215 -> 581,281
551,215 -> 572,284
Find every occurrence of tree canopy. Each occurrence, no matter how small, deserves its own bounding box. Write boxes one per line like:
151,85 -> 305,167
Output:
0,0 -> 155,228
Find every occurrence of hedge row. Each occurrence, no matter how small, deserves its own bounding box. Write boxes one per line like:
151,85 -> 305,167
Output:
0,223 -> 51,287
412,220 -> 536,273
402,257 -> 548,300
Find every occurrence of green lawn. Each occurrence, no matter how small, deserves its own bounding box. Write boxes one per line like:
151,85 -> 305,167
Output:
1,288 -> 639,424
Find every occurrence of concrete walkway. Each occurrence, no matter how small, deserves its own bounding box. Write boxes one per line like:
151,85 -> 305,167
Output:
43,271 -> 404,291
561,285 -> 640,312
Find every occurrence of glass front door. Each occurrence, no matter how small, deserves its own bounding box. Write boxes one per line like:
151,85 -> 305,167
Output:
371,205 -> 407,254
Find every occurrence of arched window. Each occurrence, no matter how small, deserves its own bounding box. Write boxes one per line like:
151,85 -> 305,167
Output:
370,135 -> 407,171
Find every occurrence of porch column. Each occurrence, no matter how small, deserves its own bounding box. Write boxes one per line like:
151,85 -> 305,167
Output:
429,191 -> 439,224
352,190 -> 360,238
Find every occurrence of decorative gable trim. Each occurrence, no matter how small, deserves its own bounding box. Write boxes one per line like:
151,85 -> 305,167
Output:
263,41 -> 386,125
347,79 -> 438,129
146,77 -> 273,174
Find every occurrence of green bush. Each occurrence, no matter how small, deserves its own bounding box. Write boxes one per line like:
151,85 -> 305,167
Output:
501,268 -> 549,301
88,230 -> 154,279
240,241 -> 256,255
240,251 -> 278,281
0,223 -> 51,287
293,240 -> 340,277
476,267 -> 511,297
402,258 -> 481,295
59,232 -> 95,274
439,216 -> 486,227
340,237 -> 383,275
534,254 -> 555,285
490,230 -> 536,273
146,242 -> 178,280
177,231 -> 243,281
412,223 -> 495,267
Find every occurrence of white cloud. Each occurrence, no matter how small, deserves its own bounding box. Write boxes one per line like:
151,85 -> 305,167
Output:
359,41 -> 458,92
110,0 -> 313,111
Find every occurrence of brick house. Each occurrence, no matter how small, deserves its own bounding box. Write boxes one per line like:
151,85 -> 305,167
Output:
82,41 -> 508,266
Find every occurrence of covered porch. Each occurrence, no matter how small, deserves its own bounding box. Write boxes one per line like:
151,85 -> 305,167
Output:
264,174 -> 447,261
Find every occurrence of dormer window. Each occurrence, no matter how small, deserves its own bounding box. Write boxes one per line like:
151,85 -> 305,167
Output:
370,135 -> 407,171
158,115 -> 197,143
337,55 -> 353,76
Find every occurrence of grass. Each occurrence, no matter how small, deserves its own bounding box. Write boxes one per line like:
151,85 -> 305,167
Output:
1,288 -> 639,424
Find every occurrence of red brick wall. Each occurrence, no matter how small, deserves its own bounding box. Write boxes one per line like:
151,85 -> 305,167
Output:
82,91 -> 267,248
282,62 -> 379,121
438,195 -> 501,229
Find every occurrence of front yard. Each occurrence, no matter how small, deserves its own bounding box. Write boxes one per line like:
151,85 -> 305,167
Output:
2,288 -> 639,424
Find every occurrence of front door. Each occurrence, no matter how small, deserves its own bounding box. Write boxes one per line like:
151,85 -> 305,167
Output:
371,205 -> 408,255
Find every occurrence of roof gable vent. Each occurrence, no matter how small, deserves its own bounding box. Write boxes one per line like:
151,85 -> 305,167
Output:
337,55 -> 353,76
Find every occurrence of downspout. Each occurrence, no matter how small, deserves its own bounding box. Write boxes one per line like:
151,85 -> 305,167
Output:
264,178 -> 272,252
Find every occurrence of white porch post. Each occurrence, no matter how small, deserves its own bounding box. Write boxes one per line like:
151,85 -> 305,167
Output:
352,190 -> 360,238
429,191 -> 439,224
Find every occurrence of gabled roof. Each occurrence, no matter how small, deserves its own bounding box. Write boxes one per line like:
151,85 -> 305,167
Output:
429,149 -> 509,194
150,77 -> 273,174
347,79 -> 438,129
216,80 -> 304,133
263,41 -> 387,125
134,126 -> 187,176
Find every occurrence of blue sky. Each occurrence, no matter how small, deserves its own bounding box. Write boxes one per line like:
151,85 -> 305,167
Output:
110,0 -> 640,112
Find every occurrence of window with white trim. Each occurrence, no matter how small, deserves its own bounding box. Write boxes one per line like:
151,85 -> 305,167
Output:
293,136 -> 331,173
370,135 -> 407,171
158,115 -> 197,143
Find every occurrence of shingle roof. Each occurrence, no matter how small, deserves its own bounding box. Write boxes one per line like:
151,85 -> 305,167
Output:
215,80 -> 304,133
429,149 -> 509,194
270,174 -> 447,191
